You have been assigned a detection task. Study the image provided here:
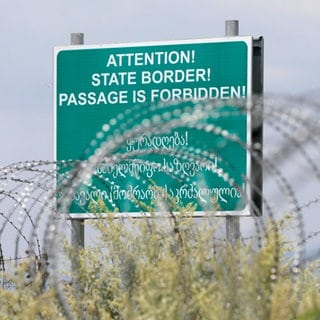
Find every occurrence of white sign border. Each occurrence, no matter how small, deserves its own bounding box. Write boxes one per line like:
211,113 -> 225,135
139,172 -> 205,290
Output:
53,36 -> 253,219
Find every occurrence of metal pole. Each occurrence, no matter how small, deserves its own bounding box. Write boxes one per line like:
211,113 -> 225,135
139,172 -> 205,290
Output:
70,33 -> 85,249
225,20 -> 239,38
71,33 -> 84,46
71,217 -> 85,248
225,20 -> 241,245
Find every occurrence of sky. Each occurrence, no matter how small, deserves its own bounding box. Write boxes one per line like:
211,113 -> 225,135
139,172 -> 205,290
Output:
1,0 -> 320,262
0,0 -> 319,166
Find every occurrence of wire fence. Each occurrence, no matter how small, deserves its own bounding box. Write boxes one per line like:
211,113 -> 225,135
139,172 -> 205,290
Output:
1,94 -> 320,316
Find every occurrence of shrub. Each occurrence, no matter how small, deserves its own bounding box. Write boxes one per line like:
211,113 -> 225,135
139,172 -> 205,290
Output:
1,213 -> 319,319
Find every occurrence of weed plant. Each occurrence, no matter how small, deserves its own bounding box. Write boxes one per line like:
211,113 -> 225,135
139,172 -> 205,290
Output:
0,210 -> 319,319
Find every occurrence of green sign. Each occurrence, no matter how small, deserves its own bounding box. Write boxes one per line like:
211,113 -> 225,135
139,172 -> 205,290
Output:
54,37 -> 252,217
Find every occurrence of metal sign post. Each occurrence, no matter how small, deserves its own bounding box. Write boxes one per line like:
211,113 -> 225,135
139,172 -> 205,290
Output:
225,20 -> 241,245
225,20 -> 264,244
70,33 -> 85,249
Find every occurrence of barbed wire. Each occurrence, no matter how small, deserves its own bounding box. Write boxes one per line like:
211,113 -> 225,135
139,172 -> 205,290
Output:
1,95 -> 320,319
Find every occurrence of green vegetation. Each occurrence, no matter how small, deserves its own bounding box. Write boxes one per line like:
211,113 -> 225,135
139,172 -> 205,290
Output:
0,211 -> 319,319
